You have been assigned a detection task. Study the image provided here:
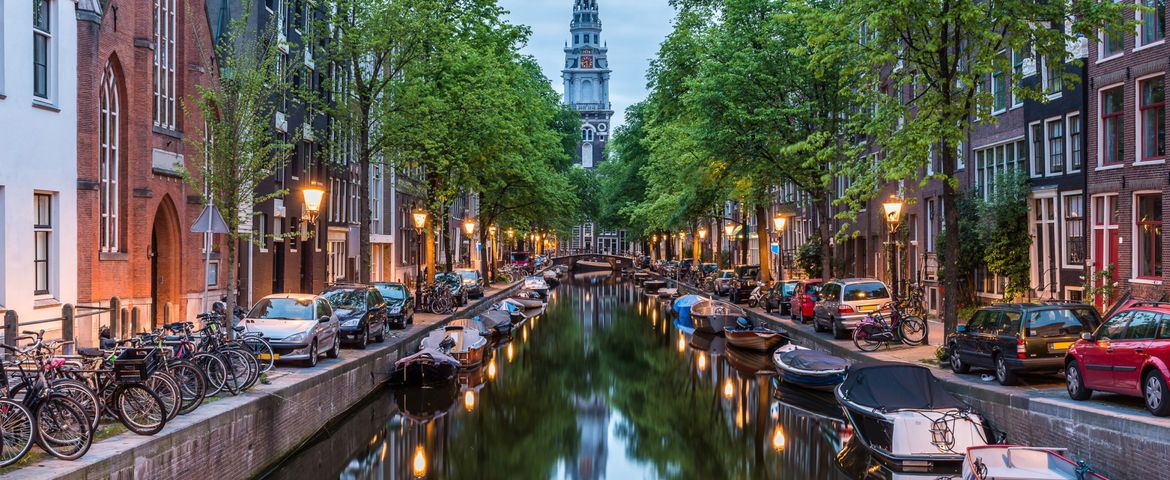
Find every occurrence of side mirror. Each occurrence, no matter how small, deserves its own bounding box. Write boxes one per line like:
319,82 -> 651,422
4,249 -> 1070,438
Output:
956,325 -> 967,333
319,316 -> 331,323
1080,332 -> 1093,341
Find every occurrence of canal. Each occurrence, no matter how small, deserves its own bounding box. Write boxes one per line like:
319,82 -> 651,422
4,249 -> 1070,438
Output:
259,273 -> 903,480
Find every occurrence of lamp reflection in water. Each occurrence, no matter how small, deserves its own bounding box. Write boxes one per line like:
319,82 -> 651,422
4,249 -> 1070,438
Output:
772,425 -> 787,451
463,390 -> 476,411
487,358 -> 497,380
698,352 -> 707,371
412,445 -> 427,477
506,343 -> 514,362
723,378 -> 734,398
677,335 -> 685,352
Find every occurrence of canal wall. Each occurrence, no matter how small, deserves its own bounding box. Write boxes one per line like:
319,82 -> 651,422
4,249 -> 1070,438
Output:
9,283 -> 521,480
654,274 -> 1170,479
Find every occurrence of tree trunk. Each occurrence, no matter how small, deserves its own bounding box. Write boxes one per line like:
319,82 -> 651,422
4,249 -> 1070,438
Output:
442,207 -> 452,273
755,205 -> 773,283
479,219 -> 490,283
225,236 -> 238,338
818,192 -> 832,280
357,108 -> 372,284
425,217 -> 436,285
941,142 -> 960,338
692,222 -> 700,263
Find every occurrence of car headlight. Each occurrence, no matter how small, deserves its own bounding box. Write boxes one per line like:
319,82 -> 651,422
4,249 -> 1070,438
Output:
389,306 -> 402,314
284,331 -> 309,342
341,319 -> 360,327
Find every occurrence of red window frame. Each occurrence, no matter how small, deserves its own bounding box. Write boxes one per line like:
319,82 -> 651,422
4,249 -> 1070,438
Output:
1140,78 -> 1166,162
1101,87 -> 1125,166
1136,193 -> 1163,279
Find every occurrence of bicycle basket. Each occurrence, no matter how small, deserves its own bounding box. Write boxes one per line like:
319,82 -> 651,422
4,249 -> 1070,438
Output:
112,347 -> 161,383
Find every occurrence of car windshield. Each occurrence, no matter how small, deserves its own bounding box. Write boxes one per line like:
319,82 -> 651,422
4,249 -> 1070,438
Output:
1027,308 -> 1097,337
781,282 -> 798,295
511,252 -> 529,261
322,289 -> 365,309
735,266 -> 759,278
702,264 -> 718,273
375,284 -> 407,300
842,283 -> 889,301
455,271 -> 479,281
247,297 -> 314,320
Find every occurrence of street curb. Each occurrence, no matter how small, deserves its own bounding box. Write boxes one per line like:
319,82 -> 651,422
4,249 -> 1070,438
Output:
6,281 -> 524,480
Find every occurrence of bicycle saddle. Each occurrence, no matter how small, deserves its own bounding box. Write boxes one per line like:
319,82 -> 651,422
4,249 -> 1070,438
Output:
78,347 -> 106,358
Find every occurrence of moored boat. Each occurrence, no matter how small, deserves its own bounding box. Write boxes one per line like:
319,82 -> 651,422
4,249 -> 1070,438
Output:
837,362 -> 992,470
771,344 -> 849,391
574,259 -> 613,272
672,294 -> 705,320
421,324 -> 488,368
475,310 -> 514,336
643,279 -> 666,294
657,287 -> 679,299
723,319 -> 789,352
524,276 -> 550,297
509,295 -> 544,309
962,445 -> 1108,480
390,345 -> 459,388
691,299 -> 746,334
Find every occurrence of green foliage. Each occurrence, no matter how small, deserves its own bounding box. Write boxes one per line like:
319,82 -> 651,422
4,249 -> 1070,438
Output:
980,171 -> 1032,300
795,236 -> 823,279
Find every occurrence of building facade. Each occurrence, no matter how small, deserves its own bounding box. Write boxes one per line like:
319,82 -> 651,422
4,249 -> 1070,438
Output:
0,0 -> 80,339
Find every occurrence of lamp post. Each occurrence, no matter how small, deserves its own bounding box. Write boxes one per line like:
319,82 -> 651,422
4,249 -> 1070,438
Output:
463,218 -> 476,269
488,225 -> 498,282
772,214 -> 788,282
698,228 -> 707,263
652,234 -> 659,261
300,185 -> 325,287
881,197 -> 905,295
506,228 -> 515,254
724,223 -> 736,268
412,208 -> 429,308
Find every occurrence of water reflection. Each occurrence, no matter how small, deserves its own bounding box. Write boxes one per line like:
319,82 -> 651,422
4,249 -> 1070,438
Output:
262,275 -> 883,480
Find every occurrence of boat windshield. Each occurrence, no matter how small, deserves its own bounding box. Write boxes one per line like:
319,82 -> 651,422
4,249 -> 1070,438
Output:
247,297 -> 315,320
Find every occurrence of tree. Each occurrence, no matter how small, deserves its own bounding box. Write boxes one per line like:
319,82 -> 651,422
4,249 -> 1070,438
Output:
184,4 -> 292,319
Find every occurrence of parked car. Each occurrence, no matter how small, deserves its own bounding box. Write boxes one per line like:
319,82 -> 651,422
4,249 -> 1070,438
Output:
813,278 -> 890,339
765,280 -> 800,315
1066,301 -> 1170,416
509,251 -> 532,268
453,268 -> 486,298
699,263 -> 719,276
712,269 -> 735,295
240,294 -> 340,367
789,279 -> 823,324
435,272 -> 470,306
948,303 -> 1101,385
321,284 -> 390,349
663,260 -> 679,277
727,265 -> 761,303
372,282 -> 415,328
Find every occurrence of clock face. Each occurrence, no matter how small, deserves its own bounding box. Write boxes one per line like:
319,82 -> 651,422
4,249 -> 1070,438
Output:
580,56 -> 594,69
598,123 -> 607,132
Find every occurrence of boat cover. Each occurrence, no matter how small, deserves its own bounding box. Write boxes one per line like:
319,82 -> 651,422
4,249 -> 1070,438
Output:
840,362 -> 966,411
673,295 -> 705,310
395,347 -> 459,368
779,349 -> 850,372
477,310 -> 512,330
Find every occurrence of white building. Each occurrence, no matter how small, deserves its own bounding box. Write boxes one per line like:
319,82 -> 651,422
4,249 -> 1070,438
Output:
0,0 -> 79,335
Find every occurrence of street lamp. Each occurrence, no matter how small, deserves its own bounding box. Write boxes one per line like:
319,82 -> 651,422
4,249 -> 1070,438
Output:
412,208 -> 429,308
724,223 -> 736,268
302,185 -> 326,224
882,195 -> 908,334
773,214 -> 788,282
698,228 -> 707,263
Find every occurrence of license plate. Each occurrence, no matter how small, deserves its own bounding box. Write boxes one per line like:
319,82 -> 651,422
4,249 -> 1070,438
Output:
259,353 -> 280,360
858,305 -> 877,312
1048,342 -> 1072,352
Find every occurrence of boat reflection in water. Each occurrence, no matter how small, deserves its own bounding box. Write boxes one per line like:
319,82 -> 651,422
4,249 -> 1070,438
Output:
260,275 -> 931,480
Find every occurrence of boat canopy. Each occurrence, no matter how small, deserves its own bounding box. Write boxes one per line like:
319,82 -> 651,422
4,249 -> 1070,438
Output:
672,294 -> 705,310
839,362 -> 966,411
779,349 -> 849,372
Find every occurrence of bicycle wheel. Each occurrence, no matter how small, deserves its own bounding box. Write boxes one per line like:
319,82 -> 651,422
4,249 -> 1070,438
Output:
899,316 -> 928,345
218,349 -> 252,394
242,336 -> 275,373
168,360 -> 206,414
114,383 -> 167,435
853,323 -> 884,352
192,352 -> 229,397
0,399 -> 34,467
223,348 -> 260,391
50,378 -> 101,430
35,394 -> 93,460
145,371 -> 182,422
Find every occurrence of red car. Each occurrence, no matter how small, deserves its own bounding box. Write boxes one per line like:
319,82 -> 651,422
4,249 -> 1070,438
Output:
788,279 -> 822,324
1065,301 -> 1170,416
509,251 -> 532,268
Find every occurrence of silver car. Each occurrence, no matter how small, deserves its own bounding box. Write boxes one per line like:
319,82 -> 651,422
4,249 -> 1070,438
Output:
241,294 -> 341,367
813,278 -> 892,340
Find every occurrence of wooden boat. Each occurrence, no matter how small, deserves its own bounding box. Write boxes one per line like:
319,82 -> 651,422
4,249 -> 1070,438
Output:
690,299 -> 746,334
421,324 -> 488,368
524,276 -> 550,297
390,345 -> 459,388
509,295 -> 544,309
962,445 -> 1109,480
657,287 -> 679,299
723,321 -> 789,352
642,279 -> 666,294
725,345 -> 775,375
474,310 -> 514,336
574,259 -> 613,272
837,362 -> 991,470
771,344 -> 848,391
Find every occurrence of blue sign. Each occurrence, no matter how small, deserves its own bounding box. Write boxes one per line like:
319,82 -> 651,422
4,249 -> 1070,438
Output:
770,243 -> 779,254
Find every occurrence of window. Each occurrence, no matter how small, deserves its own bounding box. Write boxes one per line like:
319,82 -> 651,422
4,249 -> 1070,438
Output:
1136,193 -> 1162,278
1030,122 -> 1044,176
1095,311 -> 1130,340
154,0 -> 177,129
256,214 -> 269,251
1047,119 -> 1064,174
1141,0 -> 1166,46
1065,194 -> 1085,265
1027,309 -> 1093,337
1126,310 -> 1160,339
974,139 -> 1025,199
1011,48 -> 1026,107
1043,57 -> 1063,95
582,128 -> 594,141
1102,21 -> 1124,57
991,60 -> 1008,112
206,261 -> 219,287
574,34 -> 579,44
34,193 -> 52,295
1069,114 -> 1083,171
1101,87 -> 1124,166
265,0 -> 276,10
1140,78 -> 1165,162
33,0 -> 51,99
100,63 -> 120,252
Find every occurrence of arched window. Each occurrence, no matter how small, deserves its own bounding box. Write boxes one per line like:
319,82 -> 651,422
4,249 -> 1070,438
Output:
154,0 -> 177,129
100,62 -> 120,252
582,127 -> 594,142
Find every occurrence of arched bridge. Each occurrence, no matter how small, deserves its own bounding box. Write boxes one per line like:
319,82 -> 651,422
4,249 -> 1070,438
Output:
549,254 -> 637,271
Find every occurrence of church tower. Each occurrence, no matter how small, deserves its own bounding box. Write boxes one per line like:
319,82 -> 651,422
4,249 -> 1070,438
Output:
563,0 -> 613,169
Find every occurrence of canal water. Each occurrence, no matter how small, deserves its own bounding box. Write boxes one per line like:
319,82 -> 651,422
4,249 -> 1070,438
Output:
259,274 -> 908,480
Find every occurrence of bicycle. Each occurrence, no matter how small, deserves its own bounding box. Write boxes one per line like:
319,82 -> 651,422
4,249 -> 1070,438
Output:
0,331 -> 95,459
852,302 -> 928,352
49,340 -> 170,436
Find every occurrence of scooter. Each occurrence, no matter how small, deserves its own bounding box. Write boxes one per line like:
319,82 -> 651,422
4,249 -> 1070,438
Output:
747,283 -> 767,308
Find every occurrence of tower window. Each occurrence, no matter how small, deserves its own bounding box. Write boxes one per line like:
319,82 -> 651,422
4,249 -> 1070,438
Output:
574,34 -> 579,44
594,34 -> 599,44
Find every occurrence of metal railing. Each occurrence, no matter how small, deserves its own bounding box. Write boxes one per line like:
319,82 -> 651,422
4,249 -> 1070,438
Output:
2,297 -> 137,353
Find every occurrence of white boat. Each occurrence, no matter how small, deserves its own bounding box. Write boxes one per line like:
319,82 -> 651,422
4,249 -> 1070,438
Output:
523,276 -> 550,298
962,445 -> 1108,479
837,362 -> 991,470
574,259 -> 613,272
771,344 -> 848,390
420,324 -> 488,368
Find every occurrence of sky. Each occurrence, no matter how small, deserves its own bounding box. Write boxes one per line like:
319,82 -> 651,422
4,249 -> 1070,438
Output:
496,0 -> 677,129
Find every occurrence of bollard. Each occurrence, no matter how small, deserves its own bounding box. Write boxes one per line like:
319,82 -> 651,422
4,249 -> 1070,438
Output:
3,310 -> 17,347
131,307 -> 140,334
132,306 -> 142,333
109,297 -> 121,339
62,304 -> 75,355
120,308 -> 130,339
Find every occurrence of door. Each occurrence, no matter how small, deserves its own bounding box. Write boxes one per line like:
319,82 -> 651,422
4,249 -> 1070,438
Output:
1091,195 -> 1120,308
1081,311 -> 1131,390
966,311 -> 996,367
957,311 -> 988,366
272,242 -> 286,294
1033,196 -> 1059,297
1112,310 -> 1157,393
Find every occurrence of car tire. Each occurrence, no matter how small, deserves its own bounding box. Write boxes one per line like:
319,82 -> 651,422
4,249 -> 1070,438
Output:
832,320 -> 848,340
375,322 -> 387,343
1065,360 -> 1092,400
949,343 -> 970,373
326,335 -> 340,359
1144,371 -> 1170,416
357,327 -> 369,350
813,315 -> 827,332
994,354 -> 1018,386
305,340 -> 318,368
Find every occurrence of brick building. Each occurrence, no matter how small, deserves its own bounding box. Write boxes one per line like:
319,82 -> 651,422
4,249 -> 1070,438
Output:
74,0 -> 222,340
